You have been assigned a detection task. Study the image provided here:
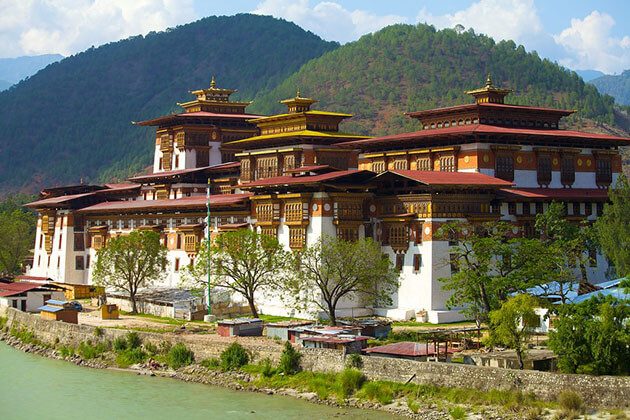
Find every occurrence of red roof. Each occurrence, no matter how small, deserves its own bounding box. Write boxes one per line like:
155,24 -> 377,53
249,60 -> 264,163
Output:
240,170 -> 372,188
25,192 -> 95,208
128,162 -> 240,182
25,183 -> 141,208
339,124 -> 630,148
77,193 -> 252,214
136,111 -> 262,126
499,188 -> 610,200
406,102 -> 575,118
387,170 -> 514,187
283,165 -> 337,174
365,341 -> 457,357
0,282 -> 44,297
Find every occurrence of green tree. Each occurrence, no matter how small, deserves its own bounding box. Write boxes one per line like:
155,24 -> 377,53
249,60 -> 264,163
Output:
549,296 -> 629,375
0,209 -> 37,275
187,229 -> 289,318
535,202 -> 595,285
488,294 -> 540,369
93,230 -> 168,313
595,175 -> 630,277
437,221 -> 552,325
282,236 -> 398,325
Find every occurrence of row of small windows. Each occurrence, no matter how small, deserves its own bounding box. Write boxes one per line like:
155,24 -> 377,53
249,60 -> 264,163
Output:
494,154 -> 612,187
424,118 -> 558,130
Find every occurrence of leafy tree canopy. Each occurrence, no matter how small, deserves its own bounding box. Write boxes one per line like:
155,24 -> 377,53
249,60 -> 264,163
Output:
488,294 -> 540,369
281,236 -> 398,325
186,229 -> 290,318
93,230 -> 168,313
595,175 -> 630,278
548,296 -> 629,375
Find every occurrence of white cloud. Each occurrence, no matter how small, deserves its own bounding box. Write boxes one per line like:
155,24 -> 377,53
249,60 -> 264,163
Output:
553,11 -> 630,74
0,0 -> 196,57
417,0 -> 543,44
252,0 -> 407,44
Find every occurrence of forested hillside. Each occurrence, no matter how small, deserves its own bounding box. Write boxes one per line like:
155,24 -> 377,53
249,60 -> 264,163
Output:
591,70 -> 630,105
252,24 -> 616,136
0,14 -> 337,194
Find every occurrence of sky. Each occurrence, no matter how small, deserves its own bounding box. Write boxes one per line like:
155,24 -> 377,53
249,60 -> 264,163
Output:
1,0 -> 628,74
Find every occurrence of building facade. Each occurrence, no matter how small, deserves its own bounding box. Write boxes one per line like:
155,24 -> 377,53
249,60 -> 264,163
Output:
26,76 -> 630,323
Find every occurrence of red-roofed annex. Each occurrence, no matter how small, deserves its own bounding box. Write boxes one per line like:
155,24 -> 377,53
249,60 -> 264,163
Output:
24,75 -> 630,323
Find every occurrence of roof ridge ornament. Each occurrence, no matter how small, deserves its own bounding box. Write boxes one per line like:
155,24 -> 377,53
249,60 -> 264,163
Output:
465,74 -> 512,104
210,75 -> 216,89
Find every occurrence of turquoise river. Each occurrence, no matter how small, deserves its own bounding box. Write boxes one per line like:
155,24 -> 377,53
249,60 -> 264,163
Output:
0,343 -> 399,420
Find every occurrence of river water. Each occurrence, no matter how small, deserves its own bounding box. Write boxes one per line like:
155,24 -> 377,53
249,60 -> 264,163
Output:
0,343 -> 397,420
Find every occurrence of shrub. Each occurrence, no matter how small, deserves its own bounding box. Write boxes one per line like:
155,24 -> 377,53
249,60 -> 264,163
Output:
558,391 -> 583,412
144,342 -> 159,356
93,326 -> 104,337
260,357 -> 275,378
337,368 -> 366,398
167,343 -> 195,369
159,340 -> 172,354
116,347 -> 147,368
58,345 -> 75,358
0,316 -> 7,329
407,397 -> 420,413
77,341 -> 109,359
220,342 -> 249,371
201,358 -> 221,369
113,336 -> 127,352
278,341 -> 301,375
448,406 -> 467,420
346,353 -> 363,369
126,332 -> 142,349
359,381 -> 394,405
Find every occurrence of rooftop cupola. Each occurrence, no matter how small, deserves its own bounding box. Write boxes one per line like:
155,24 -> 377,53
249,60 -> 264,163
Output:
280,89 -> 318,113
465,74 -> 512,104
189,75 -> 238,103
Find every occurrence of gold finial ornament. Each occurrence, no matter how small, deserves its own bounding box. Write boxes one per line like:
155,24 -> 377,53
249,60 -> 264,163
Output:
210,75 -> 216,89
296,88 -> 301,98
485,73 -> 493,87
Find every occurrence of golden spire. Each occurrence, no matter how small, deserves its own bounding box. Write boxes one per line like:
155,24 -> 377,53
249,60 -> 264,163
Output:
485,73 -> 493,88
210,75 -> 216,89
465,73 -> 511,104
296,88 -> 301,98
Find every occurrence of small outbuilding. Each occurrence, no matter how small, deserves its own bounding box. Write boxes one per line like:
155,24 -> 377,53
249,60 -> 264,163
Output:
0,279 -> 65,312
217,318 -> 263,337
338,319 -> 392,338
301,335 -> 369,354
464,349 -> 557,371
38,299 -> 79,324
100,304 -> 120,320
288,325 -> 363,344
266,321 -> 313,340
364,341 -> 458,361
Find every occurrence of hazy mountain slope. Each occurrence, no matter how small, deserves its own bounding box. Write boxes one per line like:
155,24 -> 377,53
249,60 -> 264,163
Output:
591,70 -> 630,105
0,14 -> 338,194
251,24 -> 615,137
0,54 -> 63,85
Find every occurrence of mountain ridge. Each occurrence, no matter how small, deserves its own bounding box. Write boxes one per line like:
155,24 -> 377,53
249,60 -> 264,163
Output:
0,14 -> 338,194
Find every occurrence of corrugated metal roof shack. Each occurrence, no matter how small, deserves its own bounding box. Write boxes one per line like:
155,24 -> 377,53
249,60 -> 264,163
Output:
288,325 -> 363,344
301,335 -> 369,354
266,321 -> 313,340
364,341 -> 458,362
338,319 -> 392,339
38,299 -> 79,324
217,318 -> 263,337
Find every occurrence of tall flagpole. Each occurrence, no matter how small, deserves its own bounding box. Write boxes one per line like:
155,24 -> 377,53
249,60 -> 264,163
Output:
206,177 -> 212,316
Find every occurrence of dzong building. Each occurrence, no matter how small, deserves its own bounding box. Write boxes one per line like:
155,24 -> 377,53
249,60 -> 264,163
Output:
25,76 -> 630,323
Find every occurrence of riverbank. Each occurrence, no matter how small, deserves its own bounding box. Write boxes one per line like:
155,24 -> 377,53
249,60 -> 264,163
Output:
2,308 -> 629,419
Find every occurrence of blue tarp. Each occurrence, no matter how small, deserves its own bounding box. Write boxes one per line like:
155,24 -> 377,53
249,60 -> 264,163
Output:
45,299 -> 68,305
569,287 -> 629,304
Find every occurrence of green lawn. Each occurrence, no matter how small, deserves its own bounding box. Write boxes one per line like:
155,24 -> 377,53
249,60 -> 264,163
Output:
257,314 -> 311,323
392,320 -> 477,328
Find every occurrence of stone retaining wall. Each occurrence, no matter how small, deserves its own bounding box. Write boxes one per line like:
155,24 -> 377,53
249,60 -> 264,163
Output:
2,307 -> 628,408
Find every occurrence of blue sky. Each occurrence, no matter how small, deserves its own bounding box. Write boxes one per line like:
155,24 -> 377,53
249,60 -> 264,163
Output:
2,1 -> 628,73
